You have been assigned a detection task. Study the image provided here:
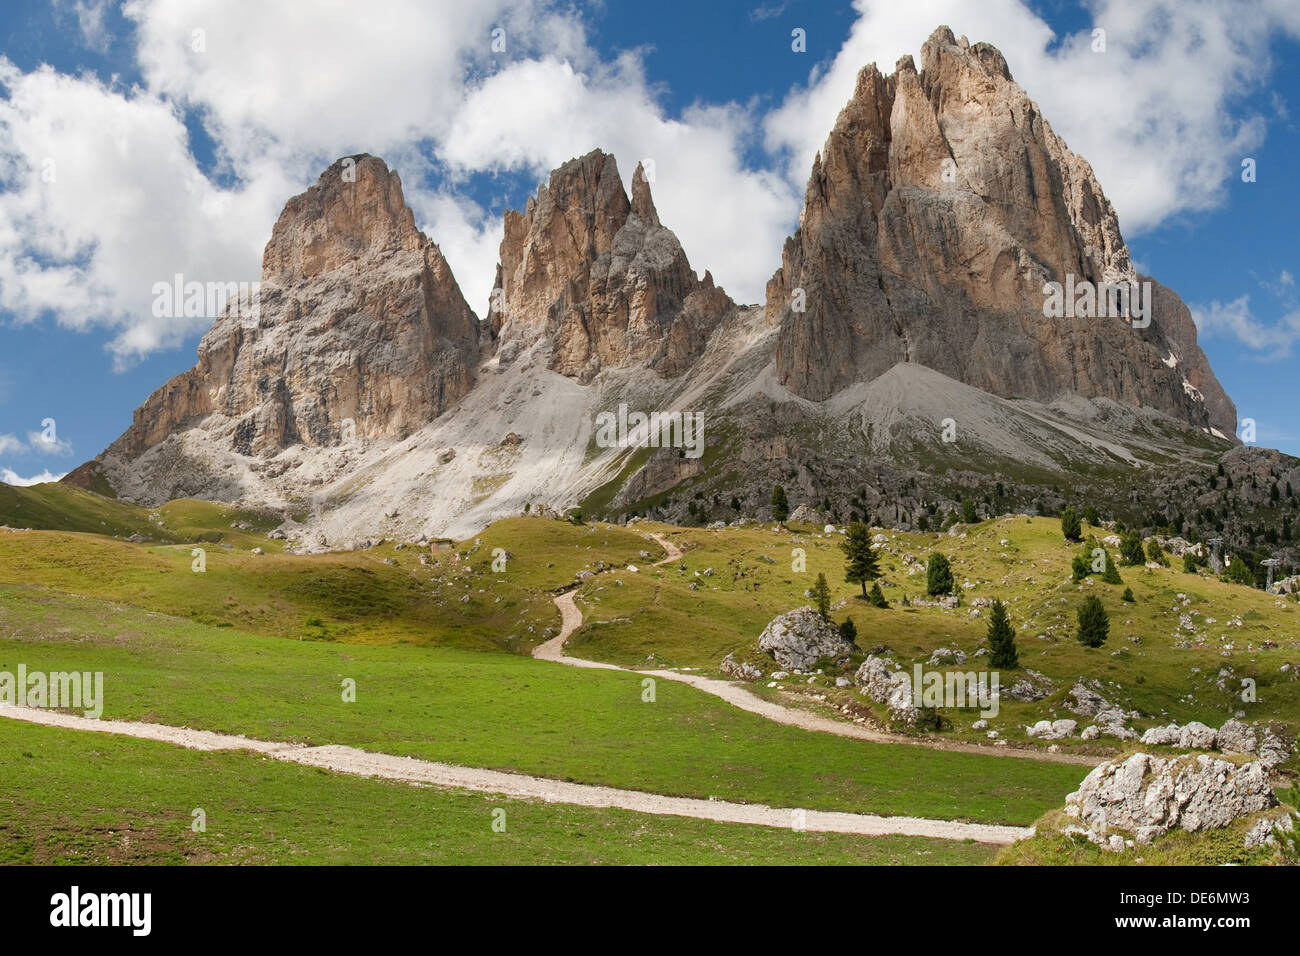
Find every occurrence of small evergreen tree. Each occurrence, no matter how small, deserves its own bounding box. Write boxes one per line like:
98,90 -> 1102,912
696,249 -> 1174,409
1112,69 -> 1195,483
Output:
1101,551 -> 1123,584
926,552 -> 954,596
1122,587 -> 1135,603
867,580 -> 888,608
1146,538 -> 1169,567
1061,506 -> 1083,542
1071,554 -> 1090,582
813,572 -> 832,620
1083,505 -> 1100,526
1076,595 -> 1110,647
986,599 -> 1018,669
962,498 -> 978,524
840,521 -> 881,598
1183,552 -> 1198,573
1119,530 -> 1145,566
771,484 -> 789,524
838,617 -> 857,645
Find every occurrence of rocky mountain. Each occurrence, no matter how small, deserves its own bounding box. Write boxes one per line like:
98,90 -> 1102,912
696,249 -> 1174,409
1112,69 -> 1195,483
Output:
490,150 -> 735,381
767,26 -> 1234,437
67,26 -> 1291,563
75,155 -> 482,502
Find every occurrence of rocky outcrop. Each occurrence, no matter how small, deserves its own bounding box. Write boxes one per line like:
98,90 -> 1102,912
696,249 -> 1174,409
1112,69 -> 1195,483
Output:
1065,752 -> 1276,845
853,655 -> 919,727
768,26 -> 1235,437
491,150 -> 734,382
86,155 -> 482,496
757,606 -> 853,670
720,653 -> 763,681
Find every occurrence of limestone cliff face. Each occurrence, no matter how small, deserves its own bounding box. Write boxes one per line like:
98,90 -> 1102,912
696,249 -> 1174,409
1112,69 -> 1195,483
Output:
491,149 -> 733,382
106,155 -> 482,461
769,26 -> 1235,436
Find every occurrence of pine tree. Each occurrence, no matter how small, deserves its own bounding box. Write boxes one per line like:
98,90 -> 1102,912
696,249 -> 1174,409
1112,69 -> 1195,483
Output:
1122,587 -> 1135,603
1119,530 -> 1145,566
840,522 -> 880,598
1077,595 -> 1110,647
1101,551 -> 1123,584
926,552 -> 954,596
986,599 -> 1018,669
962,498 -> 978,524
1083,505 -> 1100,527
868,580 -> 888,608
771,484 -> 789,524
1146,538 -> 1169,567
1061,506 -> 1083,542
813,572 -> 831,620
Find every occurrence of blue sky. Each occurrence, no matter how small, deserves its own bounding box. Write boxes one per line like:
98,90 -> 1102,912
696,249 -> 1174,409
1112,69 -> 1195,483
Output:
1,0 -> 1298,485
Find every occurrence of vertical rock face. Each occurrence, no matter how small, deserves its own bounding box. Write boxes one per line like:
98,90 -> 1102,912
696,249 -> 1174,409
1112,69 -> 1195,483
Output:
492,149 -> 733,381
769,26 -> 1235,437
107,155 -> 482,461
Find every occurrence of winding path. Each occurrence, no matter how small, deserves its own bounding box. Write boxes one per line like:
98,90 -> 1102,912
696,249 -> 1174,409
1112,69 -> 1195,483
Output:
535,531 -> 1098,768
0,703 -> 1030,845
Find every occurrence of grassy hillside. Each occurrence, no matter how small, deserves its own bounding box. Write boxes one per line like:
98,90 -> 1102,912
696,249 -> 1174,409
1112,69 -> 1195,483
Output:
0,583 -> 1082,824
0,720 -> 993,865
568,517 -> 1300,758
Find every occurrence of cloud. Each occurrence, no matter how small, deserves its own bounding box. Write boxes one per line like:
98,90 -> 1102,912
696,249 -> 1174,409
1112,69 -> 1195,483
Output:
764,0 -> 1300,236
1191,295 -> 1300,357
0,467 -> 66,486
5,0 -> 1300,370
0,434 -> 24,455
27,428 -> 74,456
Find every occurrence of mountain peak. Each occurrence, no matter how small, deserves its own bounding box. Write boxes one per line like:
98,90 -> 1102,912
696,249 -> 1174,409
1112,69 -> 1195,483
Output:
769,26 -> 1235,437
261,154 -> 423,282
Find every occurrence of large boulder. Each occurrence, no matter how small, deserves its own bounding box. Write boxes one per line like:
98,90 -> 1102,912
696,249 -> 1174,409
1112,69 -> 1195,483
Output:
1065,752 -> 1276,845
757,607 -> 853,671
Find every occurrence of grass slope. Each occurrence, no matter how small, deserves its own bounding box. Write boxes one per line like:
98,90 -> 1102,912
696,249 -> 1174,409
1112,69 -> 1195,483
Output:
0,583 -> 1082,825
0,720 -> 993,865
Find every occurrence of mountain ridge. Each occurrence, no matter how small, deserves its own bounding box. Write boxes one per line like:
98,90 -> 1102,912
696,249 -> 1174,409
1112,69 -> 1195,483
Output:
64,25 -> 1280,560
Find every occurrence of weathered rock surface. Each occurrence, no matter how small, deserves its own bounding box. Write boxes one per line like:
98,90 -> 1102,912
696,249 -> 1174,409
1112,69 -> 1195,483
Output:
89,155 -> 482,500
1065,752 -> 1276,845
720,652 -> 763,682
757,606 -> 853,670
768,26 -> 1234,437
491,150 -> 734,382
853,655 -> 919,727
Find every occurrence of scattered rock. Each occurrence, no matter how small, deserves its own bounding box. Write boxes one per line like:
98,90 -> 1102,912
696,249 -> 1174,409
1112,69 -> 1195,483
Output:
757,607 -> 854,671
719,653 -> 762,682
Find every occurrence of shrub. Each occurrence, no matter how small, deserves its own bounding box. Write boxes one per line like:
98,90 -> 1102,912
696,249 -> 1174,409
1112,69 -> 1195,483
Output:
986,599 -> 1018,669
926,552 -> 954,596
1061,506 -> 1082,542
771,485 -> 789,523
867,580 -> 888,608
1119,530 -> 1145,566
1077,595 -> 1110,647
